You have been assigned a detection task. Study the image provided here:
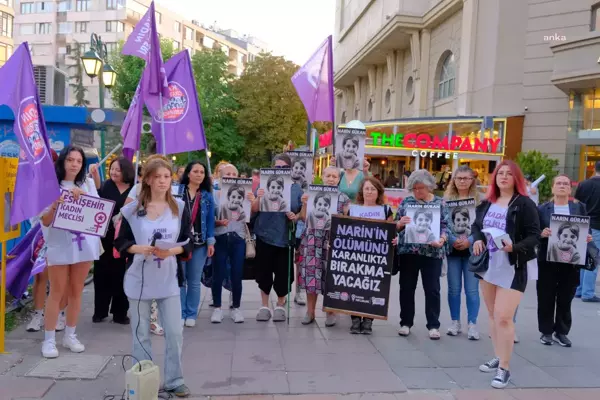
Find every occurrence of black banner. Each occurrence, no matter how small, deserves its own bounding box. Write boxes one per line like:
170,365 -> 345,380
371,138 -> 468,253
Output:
323,215 -> 396,320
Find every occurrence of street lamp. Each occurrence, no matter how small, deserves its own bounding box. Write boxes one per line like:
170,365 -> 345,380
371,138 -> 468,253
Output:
80,33 -> 117,160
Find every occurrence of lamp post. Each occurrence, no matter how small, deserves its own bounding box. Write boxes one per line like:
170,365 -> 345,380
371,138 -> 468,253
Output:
81,33 -> 117,160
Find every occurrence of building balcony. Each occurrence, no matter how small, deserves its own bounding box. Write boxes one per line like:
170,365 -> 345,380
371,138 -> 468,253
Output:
126,8 -> 142,24
550,32 -> 600,94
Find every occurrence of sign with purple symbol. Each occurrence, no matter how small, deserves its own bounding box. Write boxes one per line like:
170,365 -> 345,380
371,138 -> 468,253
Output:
51,190 -> 116,237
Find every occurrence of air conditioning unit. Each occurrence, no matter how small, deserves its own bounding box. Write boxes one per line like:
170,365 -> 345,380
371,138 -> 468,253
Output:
191,19 -> 199,26
33,65 -> 68,105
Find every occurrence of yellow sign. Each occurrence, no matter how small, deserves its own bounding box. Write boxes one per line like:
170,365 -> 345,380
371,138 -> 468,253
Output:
0,157 -> 20,242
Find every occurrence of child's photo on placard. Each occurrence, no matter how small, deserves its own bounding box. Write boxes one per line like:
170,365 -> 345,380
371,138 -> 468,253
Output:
335,127 -> 366,171
259,168 -> 292,212
287,151 -> 313,190
547,214 -> 590,265
446,198 -> 476,241
219,178 -> 252,222
404,204 -> 441,244
306,185 -> 339,230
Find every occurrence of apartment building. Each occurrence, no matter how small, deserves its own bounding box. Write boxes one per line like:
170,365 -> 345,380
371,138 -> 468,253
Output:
333,0 -> 600,183
0,0 -> 14,67
13,0 -> 265,107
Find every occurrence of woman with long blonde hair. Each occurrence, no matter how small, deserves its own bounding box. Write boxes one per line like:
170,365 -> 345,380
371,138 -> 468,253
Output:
443,165 -> 481,340
116,158 -> 193,397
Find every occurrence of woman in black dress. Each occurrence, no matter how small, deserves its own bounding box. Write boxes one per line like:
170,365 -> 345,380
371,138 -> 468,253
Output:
92,157 -> 135,324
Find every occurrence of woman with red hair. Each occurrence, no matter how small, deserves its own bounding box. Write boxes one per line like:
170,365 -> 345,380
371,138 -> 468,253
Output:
471,160 -> 540,389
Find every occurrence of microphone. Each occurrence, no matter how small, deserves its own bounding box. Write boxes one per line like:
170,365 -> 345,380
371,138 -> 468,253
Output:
137,209 -> 147,217
150,231 -> 163,247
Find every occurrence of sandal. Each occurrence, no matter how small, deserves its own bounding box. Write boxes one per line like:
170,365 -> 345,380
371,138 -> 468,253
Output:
151,322 -> 164,336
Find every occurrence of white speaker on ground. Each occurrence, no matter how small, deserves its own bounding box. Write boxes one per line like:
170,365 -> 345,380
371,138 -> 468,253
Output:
125,360 -> 160,400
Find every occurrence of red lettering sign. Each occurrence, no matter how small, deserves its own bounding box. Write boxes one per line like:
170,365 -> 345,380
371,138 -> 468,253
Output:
402,133 -> 498,154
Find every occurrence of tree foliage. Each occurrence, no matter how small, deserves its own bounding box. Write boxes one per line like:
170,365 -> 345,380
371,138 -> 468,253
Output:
189,49 -> 241,165
67,41 -> 89,107
233,53 -> 307,167
516,150 -> 559,201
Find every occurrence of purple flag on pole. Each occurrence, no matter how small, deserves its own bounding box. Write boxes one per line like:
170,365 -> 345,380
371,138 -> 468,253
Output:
122,1 -> 169,101
0,43 -> 61,225
291,36 -> 335,124
120,70 -> 145,161
147,51 -> 207,154
5,223 -> 45,298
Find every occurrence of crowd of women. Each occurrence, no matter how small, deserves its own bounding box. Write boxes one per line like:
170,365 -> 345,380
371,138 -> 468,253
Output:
23,144 -> 597,396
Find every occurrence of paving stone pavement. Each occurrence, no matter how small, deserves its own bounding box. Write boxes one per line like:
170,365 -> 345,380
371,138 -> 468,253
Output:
1,275 -> 600,400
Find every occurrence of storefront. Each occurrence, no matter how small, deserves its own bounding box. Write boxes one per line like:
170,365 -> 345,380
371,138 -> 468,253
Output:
316,115 -> 525,188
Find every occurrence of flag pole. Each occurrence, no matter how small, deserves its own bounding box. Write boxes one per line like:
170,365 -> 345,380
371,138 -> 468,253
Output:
159,92 -> 167,155
327,35 -> 335,155
134,150 -> 141,186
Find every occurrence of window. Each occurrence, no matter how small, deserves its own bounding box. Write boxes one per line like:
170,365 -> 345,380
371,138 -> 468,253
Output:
36,22 -> 51,34
437,52 -> 456,100
174,21 -> 181,33
19,23 -> 35,35
593,3 -> 600,31
58,22 -> 72,34
0,1 -> 13,7
20,2 -> 34,14
79,42 -> 90,53
57,1 -> 71,11
0,43 -> 12,66
31,44 -> 50,56
106,21 -> 124,32
106,0 -> 124,9
105,42 -> 118,53
172,40 -> 180,51
155,11 -> 161,24
0,12 -> 13,38
75,21 -> 88,33
202,36 -> 214,48
184,26 -> 193,41
37,2 -> 54,12
75,0 -> 90,11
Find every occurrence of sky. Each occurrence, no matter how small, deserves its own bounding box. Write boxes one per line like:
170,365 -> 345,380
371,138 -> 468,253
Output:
156,0 -> 336,65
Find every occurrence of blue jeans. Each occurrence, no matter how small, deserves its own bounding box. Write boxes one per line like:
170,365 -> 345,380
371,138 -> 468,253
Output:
180,245 -> 208,320
129,296 -> 184,391
576,229 -> 600,299
212,233 -> 245,308
447,255 -> 480,324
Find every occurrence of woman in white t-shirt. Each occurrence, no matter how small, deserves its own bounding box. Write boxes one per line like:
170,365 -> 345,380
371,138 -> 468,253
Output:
40,146 -> 102,359
116,158 -> 193,398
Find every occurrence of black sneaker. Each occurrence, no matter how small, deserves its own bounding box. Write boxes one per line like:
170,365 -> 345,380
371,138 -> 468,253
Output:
479,357 -> 500,373
491,367 -> 511,389
582,296 -> 600,303
361,319 -> 373,335
540,334 -> 553,346
553,333 -> 572,347
350,317 -> 361,334
166,384 -> 190,398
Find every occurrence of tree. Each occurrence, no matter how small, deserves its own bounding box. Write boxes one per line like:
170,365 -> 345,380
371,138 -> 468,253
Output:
67,41 -> 89,107
109,39 -> 176,152
233,53 -> 308,167
516,150 -> 559,202
189,49 -> 242,164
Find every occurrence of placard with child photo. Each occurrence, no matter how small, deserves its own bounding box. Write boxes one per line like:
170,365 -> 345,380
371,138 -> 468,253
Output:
286,150 -> 313,190
306,185 -> 339,231
547,214 -> 590,265
335,127 -> 366,171
404,203 -> 441,244
259,168 -> 292,212
446,198 -> 476,241
219,177 -> 253,222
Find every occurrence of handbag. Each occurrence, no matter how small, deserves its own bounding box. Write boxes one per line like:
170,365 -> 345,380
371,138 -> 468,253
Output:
468,248 -> 489,273
583,244 -> 599,271
181,192 -> 201,262
244,223 -> 256,259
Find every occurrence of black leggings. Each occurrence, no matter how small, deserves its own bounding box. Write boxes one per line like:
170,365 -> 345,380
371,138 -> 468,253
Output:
255,237 -> 294,298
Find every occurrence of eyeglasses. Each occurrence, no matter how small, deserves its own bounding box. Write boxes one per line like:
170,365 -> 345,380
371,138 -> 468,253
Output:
455,177 -> 473,182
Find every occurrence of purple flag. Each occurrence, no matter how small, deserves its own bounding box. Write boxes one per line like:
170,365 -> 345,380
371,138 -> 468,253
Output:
5,223 -> 46,298
122,1 -> 169,101
120,70 -> 145,161
291,36 -> 335,124
0,43 -> 61,224
147,51 -> 207,154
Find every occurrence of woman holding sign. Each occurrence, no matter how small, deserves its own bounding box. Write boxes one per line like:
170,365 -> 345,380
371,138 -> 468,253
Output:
443,166 -> 481,340
471,161 -> 540,389
347,176 -> 394,334
395,170 -> 449,341
537,174 -> 593,348
39,146 -> 101,359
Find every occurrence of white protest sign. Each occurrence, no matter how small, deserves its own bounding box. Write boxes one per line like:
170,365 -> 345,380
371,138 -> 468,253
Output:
51,191 -> 116,237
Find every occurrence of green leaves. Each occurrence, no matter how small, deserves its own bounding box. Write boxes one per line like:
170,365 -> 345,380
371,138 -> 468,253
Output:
516,150 -> 559,202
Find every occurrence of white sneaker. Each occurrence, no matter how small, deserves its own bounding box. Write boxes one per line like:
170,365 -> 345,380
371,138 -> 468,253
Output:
41,339 -> 59,358
26,312 -> 44,332
56,312 -> 66,332
294,291 -> 306,306
229,292 -> 233,309
184,318 -> 196,327
211,308 -> 223,323
231,308 -> 244,323
514,333 -> 520,343
62,334 -> 85,353
468,323 -> 480,340
447,320 -> 462,336
398,326 -> 410,337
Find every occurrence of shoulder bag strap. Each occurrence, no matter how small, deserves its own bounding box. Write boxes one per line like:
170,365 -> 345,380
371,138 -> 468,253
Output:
191,191 -> 201,223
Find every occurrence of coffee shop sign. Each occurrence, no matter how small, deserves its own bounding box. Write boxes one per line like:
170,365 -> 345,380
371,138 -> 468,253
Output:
370,132 -> 502,158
